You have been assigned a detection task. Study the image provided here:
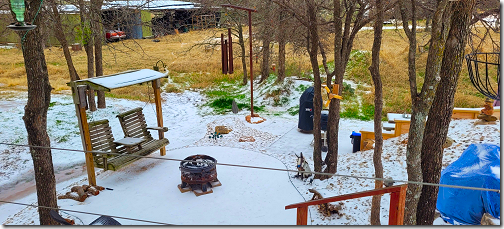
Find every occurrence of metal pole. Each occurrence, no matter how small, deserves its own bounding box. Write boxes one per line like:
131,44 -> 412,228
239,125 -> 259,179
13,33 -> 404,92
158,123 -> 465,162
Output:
221,33 -> 225,74
228,28 -> 233,73
249,10 -> 253,116
220,4 -> 257,116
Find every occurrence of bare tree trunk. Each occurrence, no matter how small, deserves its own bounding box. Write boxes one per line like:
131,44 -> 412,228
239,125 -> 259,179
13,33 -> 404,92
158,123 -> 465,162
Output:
416,0 -> 474,224
259,3 -> 273,83
238,23 -> 248,85
306,0 -> 323,175
322,0 -> 344,177
48,0 -> 80,81
79,0 -> 97,111
369,0 -> 384,224
11,0 -> 58,224
260,36 -> 271,83
276,7 -> 287,82
92,0 -> 105,108
400,0 -> 452,224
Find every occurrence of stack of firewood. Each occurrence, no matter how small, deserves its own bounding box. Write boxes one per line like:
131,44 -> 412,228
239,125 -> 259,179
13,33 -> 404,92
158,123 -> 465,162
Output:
57,185 -> 105,202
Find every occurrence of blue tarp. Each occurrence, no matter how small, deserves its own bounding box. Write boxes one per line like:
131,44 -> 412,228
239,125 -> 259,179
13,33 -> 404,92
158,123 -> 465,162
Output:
437,143 -> 501,225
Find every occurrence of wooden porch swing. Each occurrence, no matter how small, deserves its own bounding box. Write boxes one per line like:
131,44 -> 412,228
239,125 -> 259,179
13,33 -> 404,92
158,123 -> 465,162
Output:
67,69 -> 169,186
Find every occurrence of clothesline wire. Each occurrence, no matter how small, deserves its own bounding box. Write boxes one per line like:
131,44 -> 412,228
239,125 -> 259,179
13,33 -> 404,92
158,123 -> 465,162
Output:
0,200 -> 171,225
0,142 -> 500,193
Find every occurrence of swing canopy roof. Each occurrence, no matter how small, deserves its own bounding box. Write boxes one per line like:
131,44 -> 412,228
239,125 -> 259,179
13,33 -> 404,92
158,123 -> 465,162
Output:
67,69 -> 168,92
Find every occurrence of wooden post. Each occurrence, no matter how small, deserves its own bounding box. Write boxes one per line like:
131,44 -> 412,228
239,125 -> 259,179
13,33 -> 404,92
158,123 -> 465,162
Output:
152,79 -> 166,156
228,28 -> 233,73
223,39 -> 228,74
296,206 -> 308,225
286,185 -> 408,225
73,85 -> 96,186
388,185 -> 407,225
332,84 -> 339,95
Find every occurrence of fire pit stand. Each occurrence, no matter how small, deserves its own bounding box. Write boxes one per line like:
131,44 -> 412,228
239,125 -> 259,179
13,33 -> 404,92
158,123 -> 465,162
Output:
178,154 -> 221,196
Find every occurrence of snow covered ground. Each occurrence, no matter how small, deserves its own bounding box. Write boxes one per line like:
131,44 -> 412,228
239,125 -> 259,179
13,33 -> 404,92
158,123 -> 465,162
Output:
0,80 -> 500,225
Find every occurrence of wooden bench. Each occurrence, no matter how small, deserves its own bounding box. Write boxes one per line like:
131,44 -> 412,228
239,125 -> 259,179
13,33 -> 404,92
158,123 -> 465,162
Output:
88,119 -> 169,171
359,113 -> 412,151
116,107 -> 169,150
452,107 -> 500,120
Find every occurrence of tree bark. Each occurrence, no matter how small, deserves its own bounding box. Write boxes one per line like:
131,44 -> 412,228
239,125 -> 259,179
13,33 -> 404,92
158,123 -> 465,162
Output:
400,0 -> 452,224
306,0 -> 323,175
92,0 -> 106,108
79,0 -> 97,111
260,1 -> 273,83
260,36 -> 271,83
12,0 -> 58,224
321,0 -> 344,177
369,0 -> 385,224
276,7 -> 287,82
416,0 -> 474,224
49,0 -> 80,82
238,23 -> 248,85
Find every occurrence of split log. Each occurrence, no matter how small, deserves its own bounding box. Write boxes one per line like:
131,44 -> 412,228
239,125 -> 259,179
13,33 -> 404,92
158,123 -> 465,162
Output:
70,186 -> 85,197
86,186 -> 99,196
308,189 -> 343,217
58,191 -> 87,202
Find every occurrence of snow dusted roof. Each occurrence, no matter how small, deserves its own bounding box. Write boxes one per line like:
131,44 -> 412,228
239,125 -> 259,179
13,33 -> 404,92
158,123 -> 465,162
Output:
59,0 -> 197,12
69,69 -> 168,91
110,0 -> 198,10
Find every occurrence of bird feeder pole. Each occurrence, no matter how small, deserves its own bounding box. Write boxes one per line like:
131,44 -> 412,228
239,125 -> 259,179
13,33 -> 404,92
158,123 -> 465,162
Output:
221,4 -> 257,117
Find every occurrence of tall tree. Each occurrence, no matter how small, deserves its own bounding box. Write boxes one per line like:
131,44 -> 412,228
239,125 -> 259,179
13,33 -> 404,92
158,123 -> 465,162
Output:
399,0 -> 453,224
416,0 -> 474,224
322,0 -> 374,177
369,0 -> 384,224
48,0 -> 80,82
78,0 -> 97,111
9,0 -> 58,224
276,5 -> 288,82
91,0 -> 106,108
258,0 -> 274,83
305,0 -> 324,175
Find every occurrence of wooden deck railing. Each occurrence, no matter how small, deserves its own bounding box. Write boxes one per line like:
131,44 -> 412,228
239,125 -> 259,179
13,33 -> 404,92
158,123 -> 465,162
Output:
285,184 -> 408,225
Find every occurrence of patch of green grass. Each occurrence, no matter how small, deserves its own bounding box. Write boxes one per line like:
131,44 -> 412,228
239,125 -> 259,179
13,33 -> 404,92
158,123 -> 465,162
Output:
208,97 -> 264,114
340,103 -> 375,121
319,60 -> 335,73
295,84 -> 311,93
342,82 -> 355,98
361,104 -> 375,121
345,50 -> 371,84
56,135 -> 70,143
49,102 -> 57,107
287,105 -> 299,116
55,120 -> 63,125
48,62 -> 62,66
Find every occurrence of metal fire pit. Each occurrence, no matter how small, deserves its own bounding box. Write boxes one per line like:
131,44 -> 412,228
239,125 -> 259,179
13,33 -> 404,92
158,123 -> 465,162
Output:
179,155 -> 220,194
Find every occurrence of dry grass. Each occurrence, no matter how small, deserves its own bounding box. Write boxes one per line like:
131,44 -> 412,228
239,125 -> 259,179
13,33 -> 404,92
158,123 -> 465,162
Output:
0,25 -> 499,110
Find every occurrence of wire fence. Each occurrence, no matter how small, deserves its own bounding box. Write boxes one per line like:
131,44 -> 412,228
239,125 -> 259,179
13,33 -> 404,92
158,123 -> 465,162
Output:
0,200 -> 170,225
0,142 -> 500,193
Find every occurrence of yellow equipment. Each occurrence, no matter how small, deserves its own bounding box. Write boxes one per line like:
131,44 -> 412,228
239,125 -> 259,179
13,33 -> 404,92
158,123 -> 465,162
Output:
322,84 -> 343,107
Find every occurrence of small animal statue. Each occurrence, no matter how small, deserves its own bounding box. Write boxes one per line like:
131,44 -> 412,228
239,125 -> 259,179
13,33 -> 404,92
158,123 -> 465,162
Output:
295,153 -> 312,180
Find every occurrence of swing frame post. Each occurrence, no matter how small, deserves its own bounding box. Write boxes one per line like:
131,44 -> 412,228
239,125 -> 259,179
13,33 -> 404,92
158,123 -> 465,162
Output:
152,79 -> 166,156
72,84 -> 96,186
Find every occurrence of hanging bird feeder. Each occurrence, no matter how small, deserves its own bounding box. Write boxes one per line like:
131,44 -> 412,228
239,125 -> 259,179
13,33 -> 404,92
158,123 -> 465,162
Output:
7,0 -> 37,31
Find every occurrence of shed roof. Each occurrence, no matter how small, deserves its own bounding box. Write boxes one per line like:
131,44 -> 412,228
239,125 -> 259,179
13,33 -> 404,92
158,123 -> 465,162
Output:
59,0 -> 197,12
68,69 -> 168,91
